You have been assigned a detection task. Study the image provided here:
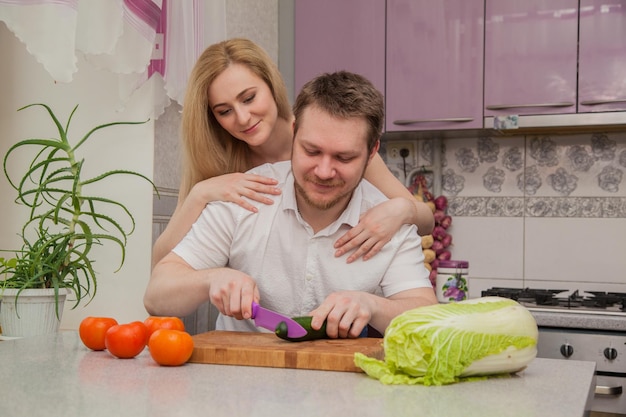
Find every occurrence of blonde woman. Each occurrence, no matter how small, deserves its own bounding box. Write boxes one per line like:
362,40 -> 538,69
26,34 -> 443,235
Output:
152,38 -> 434,268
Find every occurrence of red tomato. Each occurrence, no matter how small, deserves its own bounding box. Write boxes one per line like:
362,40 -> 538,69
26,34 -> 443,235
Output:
79,317 -> 118,351
144,316 -> 185,338
105,321 -> 149,359
148,329 -> 194,366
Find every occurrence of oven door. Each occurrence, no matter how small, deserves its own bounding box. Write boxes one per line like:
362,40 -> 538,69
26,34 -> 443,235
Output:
592,374 -> 625,416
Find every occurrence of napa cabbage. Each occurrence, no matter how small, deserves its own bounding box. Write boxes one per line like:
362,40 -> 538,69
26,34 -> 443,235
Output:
355,296 -> 538,385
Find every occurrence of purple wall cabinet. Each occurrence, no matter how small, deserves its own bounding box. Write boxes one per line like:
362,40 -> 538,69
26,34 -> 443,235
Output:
484,0 -> 579,117
294,0 -> 385,97
578,0 -> 626,113
385,0 -> 485,132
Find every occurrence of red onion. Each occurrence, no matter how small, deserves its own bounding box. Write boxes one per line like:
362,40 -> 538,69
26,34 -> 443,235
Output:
441,234 -> 452,248
429,269 -> 438,286
437,250 -> 452,261
431,240 -> 444,254
440,215 -> 452,229
431,259 -> 440,270
434,195 -> 448,211
432,225 -> 447,240
433,210 -> 446,224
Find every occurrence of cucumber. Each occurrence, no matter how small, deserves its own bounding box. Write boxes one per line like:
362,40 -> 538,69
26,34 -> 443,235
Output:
275,316 -> 328,342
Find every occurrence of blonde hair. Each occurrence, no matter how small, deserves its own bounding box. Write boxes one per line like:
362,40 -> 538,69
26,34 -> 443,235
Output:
179,38 -> 292,198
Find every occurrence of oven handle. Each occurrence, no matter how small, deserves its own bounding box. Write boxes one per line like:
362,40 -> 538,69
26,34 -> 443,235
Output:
595,384 -> 623,396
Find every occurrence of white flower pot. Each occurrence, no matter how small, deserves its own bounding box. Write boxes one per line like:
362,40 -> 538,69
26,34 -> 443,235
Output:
0,288 -> 68,338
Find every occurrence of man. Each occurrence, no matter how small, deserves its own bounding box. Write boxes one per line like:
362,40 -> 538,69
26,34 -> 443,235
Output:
144,71 -> 437,338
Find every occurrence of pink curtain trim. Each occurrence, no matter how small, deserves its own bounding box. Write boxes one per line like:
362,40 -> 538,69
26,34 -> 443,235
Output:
148,0 -> 166,78
123,0 -> 160,31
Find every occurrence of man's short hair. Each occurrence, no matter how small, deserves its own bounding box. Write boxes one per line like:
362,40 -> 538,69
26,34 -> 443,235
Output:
293,71 -> 384,153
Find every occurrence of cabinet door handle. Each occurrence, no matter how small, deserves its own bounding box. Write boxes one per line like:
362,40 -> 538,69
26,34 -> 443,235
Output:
580,99 -> 626,106
393,117 -> 474,125
595,385 -> 623,396
485,102 -> 575,110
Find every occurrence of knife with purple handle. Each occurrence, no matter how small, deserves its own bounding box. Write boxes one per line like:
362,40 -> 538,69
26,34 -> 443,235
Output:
251,302 -> 308,338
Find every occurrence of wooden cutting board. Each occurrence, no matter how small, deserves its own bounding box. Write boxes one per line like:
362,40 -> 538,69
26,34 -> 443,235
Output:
189,331 -> 384,372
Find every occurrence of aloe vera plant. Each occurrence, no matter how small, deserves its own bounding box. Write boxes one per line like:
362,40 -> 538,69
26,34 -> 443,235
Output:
0,103 -> 156,315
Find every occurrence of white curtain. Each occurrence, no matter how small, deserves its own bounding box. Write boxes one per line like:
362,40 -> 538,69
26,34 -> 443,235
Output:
0,0 -> 226,118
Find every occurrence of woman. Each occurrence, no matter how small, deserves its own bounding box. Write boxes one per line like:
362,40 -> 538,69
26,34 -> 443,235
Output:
152,38 -> 434,267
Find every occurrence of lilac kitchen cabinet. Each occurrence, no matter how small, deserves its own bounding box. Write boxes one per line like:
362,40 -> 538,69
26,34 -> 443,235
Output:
294,0 -> 385,98
578,0 -> 626,113
484,0 -> 579,117
385,0 -> 485,132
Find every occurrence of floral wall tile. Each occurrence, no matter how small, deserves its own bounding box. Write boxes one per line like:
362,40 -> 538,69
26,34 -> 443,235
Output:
419,131 -> 626,219
526,133 -> 626,198
442,135 -> 526,197
381,130 -> 626,213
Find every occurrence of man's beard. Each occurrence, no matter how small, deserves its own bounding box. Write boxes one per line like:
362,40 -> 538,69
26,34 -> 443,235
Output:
294,172 -> 363,211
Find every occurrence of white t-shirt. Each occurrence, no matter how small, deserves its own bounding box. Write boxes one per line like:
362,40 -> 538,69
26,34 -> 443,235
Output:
173,161 -> 431,332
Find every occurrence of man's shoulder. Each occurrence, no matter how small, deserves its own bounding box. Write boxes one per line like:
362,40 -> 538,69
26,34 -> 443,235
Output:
358,178 -> 388,205
247,161 -> 291,182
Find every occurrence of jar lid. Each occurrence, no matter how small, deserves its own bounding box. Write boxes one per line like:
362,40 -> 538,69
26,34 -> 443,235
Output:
438,260 -> 469,269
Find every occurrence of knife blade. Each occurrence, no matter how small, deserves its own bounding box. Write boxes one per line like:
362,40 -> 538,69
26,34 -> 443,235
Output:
251,302 -> 308,338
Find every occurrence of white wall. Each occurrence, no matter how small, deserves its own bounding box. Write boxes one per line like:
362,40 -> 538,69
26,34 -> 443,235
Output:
0,22 -> 155,329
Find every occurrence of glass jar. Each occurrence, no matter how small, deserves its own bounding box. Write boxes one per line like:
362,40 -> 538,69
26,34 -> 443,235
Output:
436,260 -> 469,303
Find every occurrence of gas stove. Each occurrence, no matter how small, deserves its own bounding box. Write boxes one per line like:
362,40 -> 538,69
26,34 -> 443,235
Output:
482,287 -> 626,415
481,287 -> 626,314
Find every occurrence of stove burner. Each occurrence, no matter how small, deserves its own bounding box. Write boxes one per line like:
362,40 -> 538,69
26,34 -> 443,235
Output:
481,287 -> 626,312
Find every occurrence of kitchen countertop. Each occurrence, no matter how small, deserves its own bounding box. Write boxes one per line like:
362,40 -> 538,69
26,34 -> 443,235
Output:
0,331 -> 596,417
529,308 -> 626,331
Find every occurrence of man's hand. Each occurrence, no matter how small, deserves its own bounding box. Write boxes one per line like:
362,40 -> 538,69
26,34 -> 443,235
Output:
307,288 -> 437,338
207,268 -> 260,320
309,291 -> 374,338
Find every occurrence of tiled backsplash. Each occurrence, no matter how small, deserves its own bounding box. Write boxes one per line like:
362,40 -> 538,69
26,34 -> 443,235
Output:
382,129 -> 626,297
